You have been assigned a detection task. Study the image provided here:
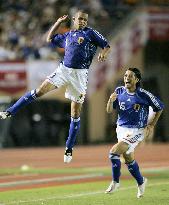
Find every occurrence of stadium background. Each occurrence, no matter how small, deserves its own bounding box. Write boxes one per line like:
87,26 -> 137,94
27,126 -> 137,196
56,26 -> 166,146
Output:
0,1 -> 169,204
0,0 -> 169,147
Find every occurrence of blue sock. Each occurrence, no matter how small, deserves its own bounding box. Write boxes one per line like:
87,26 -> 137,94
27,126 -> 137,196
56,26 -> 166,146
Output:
6,90 -> 37,115
126,160 -> 144,185
66,117 -> 80,149
109,153 -> 121,183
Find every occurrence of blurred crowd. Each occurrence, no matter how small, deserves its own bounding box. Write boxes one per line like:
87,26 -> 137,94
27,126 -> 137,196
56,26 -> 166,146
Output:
1,0 -> 164,61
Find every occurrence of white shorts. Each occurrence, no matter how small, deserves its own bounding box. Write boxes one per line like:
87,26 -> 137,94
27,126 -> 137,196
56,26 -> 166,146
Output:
47,63 -> 88,103
116,126 -> 145,154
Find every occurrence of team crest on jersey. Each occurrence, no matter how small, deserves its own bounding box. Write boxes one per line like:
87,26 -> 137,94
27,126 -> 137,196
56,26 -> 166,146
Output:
78,37 -> 84,44
134,104 -> 140,111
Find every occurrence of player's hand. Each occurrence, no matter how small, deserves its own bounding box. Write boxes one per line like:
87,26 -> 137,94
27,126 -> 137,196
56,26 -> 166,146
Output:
109,92 -> 117,102
98,53 -> 107,62
57,15 -> 69,24
98,46 -> 110,62
144,124 -> 154,138
107,92 -> 117,113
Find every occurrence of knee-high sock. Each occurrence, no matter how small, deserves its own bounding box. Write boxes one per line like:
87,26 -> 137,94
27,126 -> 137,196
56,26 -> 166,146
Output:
126,160 -> 144,185
66,117 -> 80,149
109,153 -> 121,183
6,90 -> 37,115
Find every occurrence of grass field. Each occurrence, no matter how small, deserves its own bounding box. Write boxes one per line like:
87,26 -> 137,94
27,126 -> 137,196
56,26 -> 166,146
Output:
0,166 -> 169,205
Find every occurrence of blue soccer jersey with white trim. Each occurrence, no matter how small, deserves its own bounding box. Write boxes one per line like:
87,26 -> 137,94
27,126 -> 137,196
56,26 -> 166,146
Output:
51,27 -> 109,69
113,86 -> 164,128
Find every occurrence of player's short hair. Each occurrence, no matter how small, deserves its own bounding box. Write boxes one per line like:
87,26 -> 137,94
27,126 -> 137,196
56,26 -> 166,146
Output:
74,10 -> 88,16
127,67 -> 142,87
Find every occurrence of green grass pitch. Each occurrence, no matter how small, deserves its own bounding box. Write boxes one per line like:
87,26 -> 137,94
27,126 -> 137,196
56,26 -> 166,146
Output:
0,167 -> 169,205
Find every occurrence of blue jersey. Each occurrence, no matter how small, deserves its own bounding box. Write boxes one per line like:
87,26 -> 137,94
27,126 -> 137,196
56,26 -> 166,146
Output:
113,86 -> 164,128
51,27 -> 109,69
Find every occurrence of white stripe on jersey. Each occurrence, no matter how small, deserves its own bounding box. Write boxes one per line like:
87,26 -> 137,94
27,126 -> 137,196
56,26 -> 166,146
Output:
92,28 -> 107,41
139,88 -> 161,109
115,86 -> 125,95
65,38 -> 68,47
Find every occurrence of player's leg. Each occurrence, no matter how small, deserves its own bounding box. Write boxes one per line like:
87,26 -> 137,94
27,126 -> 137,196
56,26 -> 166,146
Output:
121,127 -> 148,198
0,62 -> 67,119
0,80 -> 56,118
105,141 -> 128,193
123,152 -> 147,198
63,68 -> 87,163
64,101 -> 82,163
123,152 -> 144,185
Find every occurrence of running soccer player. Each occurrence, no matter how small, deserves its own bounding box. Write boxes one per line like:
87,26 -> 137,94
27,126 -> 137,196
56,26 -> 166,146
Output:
0,10 -> 110,163
105,68 -> 164,198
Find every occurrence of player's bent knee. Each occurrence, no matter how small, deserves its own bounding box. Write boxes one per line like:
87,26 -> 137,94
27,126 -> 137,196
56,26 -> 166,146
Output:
110,142 -> 129,155
110,146 -> 117,153
110,145 -> 121,155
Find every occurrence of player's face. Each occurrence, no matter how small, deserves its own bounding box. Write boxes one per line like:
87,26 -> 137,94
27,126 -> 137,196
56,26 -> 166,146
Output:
73,12 -> 88,30
124,70 -> 138,91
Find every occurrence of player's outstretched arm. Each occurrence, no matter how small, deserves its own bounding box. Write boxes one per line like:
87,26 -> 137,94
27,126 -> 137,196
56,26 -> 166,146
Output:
98,46 -> 110,62
46,15 -> 69,42
106,92 -> 117,113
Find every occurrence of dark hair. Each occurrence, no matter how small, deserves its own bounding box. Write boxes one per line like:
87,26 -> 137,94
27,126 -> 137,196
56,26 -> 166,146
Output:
127,67 -> 142,87
75,10 -> 88,16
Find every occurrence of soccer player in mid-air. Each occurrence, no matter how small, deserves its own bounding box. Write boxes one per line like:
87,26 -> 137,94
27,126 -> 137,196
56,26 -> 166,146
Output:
0,10 -> 110,163
105,68 -> 164,198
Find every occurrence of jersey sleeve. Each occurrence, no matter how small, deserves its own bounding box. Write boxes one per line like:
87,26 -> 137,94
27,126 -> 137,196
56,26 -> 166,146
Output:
141,89 -> 164,112
50,33 -> 67,48
115,86 -> 124,95
148,95 -> 164,112
90,29 -> 110,49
